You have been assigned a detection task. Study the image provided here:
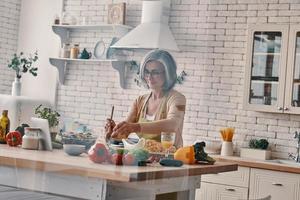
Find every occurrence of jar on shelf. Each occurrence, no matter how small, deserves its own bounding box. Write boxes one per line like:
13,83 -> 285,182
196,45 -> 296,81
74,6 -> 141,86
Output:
70,44 -> 80,59
61,12 -> 70,25
61,12 -> 77,25
60,43 -> 70,58
54,14 -> 60,25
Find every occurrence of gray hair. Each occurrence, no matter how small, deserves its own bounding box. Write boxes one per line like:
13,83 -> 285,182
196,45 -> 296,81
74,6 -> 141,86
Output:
139,49 -> 177,91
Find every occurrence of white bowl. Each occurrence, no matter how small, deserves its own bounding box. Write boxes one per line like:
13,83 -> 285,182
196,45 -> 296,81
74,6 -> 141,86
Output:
63,144 -> 85,156
122,138 -> 145,150
204,141 -> 222,154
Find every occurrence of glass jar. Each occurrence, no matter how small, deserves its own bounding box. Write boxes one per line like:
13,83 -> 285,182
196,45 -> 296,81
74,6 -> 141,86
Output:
54,14 -> 60,25
61,12 -> 71,25
22,127 -> 41,150
60,43 -> 70,58
70,44 -> 80,59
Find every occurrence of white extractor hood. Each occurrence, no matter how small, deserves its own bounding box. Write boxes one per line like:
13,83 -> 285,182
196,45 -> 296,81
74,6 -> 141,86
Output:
111,0 -> 179,51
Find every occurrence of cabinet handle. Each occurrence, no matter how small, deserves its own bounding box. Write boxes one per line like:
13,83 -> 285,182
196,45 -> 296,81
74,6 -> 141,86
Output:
277,107 -> 283,110
272,183 -> 283,186
225,188 -> 236,192
284,107 -> 289,111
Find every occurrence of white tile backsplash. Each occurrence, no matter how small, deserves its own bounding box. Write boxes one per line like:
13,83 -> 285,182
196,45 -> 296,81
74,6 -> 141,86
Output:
0,0 -> 21,95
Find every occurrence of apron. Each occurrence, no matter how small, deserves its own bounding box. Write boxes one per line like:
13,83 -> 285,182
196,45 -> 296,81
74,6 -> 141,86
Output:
136,92 -> 168,142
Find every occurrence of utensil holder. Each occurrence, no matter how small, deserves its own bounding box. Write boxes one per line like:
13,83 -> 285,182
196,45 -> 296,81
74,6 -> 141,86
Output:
221,141 -> 233,156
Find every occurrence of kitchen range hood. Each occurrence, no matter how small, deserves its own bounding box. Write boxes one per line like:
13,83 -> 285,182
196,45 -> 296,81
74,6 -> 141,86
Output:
111,0 -> 179,51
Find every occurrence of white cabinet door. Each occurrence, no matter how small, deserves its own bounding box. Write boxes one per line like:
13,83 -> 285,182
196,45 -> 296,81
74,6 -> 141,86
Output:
243,24 -> 289,113
249,168 -> 300,200
196,182 -> 248,200
244,24 -> 300,114
284,25 -> 300,113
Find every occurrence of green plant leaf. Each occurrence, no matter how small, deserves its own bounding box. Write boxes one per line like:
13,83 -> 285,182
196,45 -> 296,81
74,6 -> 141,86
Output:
35,104 -> 60,128
7,52 -> 39,79
248,138 -> 269,150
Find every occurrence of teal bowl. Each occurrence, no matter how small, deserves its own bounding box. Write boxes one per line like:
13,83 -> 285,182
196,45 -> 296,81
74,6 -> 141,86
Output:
63,144 -> 85,156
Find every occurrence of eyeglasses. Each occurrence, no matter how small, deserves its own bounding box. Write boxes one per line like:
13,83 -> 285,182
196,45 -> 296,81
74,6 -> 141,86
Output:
144,69 -> 165,78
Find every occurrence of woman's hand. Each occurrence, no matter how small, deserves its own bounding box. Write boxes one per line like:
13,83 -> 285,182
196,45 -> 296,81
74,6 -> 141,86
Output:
111,121 -> 141,139
105,118 -> 116,141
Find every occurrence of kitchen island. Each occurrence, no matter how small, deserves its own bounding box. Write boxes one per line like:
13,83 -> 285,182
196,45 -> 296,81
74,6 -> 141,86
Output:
0,145 -> 237,200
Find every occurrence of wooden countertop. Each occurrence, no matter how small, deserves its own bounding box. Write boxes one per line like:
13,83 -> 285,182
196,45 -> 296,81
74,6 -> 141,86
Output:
212,155 -> 300,174
0,145 -> 237,182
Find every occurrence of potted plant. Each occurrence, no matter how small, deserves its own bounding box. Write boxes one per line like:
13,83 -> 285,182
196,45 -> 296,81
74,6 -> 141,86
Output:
34,104 -> 60,141
240,138 -> 271,160
7,51 -> 38,96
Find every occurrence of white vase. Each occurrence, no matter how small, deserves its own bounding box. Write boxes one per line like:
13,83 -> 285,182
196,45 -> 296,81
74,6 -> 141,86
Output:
11,77 -> 21,96
221,141 -> 233,156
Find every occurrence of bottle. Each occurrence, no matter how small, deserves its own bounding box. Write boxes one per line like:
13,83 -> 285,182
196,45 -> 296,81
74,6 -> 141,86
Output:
0,110 -> 10,144
70,44 -> 80,59
60,43 -> 70,58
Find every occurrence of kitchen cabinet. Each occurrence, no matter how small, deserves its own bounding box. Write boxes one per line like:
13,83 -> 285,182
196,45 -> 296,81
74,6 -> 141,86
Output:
197,182 -> 248,200
244,24 -> 300,113
49,24 -> 132,88
249,168 -> 300,200
196,166 -> 250,200
244,24 -> 289,113
196,164 -> 300,200
284,25 -> 300,113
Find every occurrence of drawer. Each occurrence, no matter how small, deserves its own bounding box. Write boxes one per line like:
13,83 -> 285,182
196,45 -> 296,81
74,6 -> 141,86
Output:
249,168 -> 300,200
201,166 -> 250,187
196,182 -> 248,200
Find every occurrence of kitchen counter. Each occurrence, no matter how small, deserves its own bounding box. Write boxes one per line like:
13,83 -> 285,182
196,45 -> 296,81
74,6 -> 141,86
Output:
0,145 -> 237,200
0,145 -> 237,182
212,155 -> 300,174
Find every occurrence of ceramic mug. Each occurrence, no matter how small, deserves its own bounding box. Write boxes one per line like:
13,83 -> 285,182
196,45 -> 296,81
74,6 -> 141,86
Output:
221,141 -> 233,156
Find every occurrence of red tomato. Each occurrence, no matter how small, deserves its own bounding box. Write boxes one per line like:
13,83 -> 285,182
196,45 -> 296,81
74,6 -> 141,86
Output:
6,131 -> 22,147
88,143 -> 108,163
111,153 -> 123,165
123,153 -> 135,166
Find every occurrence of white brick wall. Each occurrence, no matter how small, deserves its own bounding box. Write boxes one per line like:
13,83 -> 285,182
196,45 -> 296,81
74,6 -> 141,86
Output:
0,0 -> 21,94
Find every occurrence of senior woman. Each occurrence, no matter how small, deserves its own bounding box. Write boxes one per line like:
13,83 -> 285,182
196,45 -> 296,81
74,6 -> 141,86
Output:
105,49 -> 186,148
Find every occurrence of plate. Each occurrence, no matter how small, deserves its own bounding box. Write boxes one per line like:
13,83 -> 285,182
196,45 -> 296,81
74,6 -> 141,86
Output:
94,40 -> 106,59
